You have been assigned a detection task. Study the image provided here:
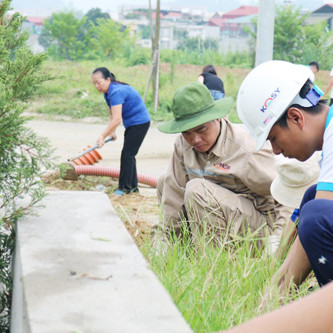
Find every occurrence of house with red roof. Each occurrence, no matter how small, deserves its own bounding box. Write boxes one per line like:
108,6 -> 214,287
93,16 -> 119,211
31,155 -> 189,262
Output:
23,16 -> 45,34
222,5 -> 258,19
162,11 -> 182,22
209,5 -> 258,37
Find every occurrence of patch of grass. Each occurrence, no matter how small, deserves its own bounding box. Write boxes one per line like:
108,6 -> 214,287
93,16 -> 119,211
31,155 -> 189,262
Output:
28,60 -> 251,123
142,227 -> 315,332
44,173 -> 316,332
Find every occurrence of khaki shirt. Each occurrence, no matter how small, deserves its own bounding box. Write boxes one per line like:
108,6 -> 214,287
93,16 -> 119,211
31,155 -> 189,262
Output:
161,118 -> 290,233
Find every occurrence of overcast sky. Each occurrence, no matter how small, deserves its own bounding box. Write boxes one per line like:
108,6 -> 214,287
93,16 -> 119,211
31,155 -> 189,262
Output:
11,0 -> 326,16
64,0 -> 178,13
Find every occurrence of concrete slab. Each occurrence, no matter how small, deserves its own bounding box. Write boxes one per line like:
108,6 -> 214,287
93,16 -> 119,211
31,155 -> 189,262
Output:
11,191 -> 192,333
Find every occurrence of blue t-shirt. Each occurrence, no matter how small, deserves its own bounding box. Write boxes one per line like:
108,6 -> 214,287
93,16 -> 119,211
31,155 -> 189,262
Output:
104,82 -> 150,129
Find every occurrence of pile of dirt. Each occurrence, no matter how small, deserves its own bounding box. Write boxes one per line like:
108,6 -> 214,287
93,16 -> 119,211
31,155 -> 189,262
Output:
43,175 -> 159,247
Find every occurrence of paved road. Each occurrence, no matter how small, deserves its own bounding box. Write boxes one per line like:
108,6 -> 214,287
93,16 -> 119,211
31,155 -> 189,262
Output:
27,119 -> 178,178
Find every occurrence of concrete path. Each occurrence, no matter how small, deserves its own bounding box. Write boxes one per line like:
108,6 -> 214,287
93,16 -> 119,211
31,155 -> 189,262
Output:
27,119 -> 178,178
11,191 -> 192,333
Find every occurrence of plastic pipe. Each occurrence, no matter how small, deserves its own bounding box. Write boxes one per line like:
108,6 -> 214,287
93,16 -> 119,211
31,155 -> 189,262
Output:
74,165 -> 158,188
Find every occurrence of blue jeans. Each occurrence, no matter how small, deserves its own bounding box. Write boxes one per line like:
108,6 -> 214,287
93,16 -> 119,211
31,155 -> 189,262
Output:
298,184 -> 333,286
209,90 -> 225,100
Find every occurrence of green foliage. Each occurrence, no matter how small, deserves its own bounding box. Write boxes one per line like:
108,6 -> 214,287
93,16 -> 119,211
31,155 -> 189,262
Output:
249,4 -> 333,69
27,60 -> 248,123
177,36 -> 219,52
302,21 -> 333,70
88,19 -> 135,59
126,47 -> 151,66
144,226 -> 314,332
0,1 -> 52,330
39,11 -> 86,60
39,9 -> 137,61
273,6 -> 308,62
83,7 -> 110,29
139,25 -> 151,39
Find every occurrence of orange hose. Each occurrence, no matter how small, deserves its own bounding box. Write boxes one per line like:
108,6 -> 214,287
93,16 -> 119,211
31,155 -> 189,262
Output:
74,165 -> 157,188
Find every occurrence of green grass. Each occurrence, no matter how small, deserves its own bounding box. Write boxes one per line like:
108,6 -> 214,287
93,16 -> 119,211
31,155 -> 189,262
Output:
142,227 -> 316,332
28,60 -> 251,124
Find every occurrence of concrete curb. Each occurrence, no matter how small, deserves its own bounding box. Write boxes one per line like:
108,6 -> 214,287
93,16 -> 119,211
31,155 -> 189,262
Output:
11,191 -> 192,333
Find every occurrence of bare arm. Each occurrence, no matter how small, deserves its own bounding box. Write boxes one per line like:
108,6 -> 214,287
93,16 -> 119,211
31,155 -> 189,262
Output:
274,219 -> 297,260
198,75 -> 204,84
97,105 -> 122,147
316,190 -> 333,200
270,236 -> 311,292
226,280 -> 333,333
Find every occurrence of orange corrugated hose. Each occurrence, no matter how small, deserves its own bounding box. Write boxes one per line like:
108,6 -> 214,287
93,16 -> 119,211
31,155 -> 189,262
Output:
74,165 -> 157,188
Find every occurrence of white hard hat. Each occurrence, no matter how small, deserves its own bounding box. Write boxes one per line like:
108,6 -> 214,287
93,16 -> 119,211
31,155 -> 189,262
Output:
237,60 -> 315,150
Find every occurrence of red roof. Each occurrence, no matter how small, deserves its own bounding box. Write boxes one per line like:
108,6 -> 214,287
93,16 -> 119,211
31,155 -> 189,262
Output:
209,16 -> 228,28
163,12 -> 182,19
25,16 -> 44,25
222,5 -> 258,19
152,12 -> 164,19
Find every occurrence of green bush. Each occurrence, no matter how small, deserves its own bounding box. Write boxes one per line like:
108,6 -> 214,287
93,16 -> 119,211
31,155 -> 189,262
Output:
0,1 -> 52,330
126,47 -> 151,66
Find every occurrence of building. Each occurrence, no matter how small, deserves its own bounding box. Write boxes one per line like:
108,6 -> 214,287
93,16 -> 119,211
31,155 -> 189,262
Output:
309,4 -> 333,29
209,5 -> 258,53
7,10 -> 47,53
159,21 -> 220,49
209,5 -> 258,37
120,5 -> 217,50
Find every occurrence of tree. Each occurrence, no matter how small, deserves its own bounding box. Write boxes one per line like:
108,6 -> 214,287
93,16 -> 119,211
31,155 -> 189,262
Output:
0,1 -> 52,330
249,4 -> 333,69
302,21 -> 333,70
88,18 -> 134,58
83,7 -> 110,29
39,11 -> 86,60
273,5 -> 307,62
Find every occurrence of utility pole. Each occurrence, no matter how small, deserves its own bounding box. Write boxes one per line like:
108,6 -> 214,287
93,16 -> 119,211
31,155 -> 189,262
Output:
255,0 -> 275,67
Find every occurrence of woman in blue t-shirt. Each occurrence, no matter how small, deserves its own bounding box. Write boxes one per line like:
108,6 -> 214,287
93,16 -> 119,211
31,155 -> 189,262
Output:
92,67 -> 150,196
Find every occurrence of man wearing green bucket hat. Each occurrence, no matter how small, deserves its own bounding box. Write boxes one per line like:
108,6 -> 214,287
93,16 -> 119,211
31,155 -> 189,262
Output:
156,82 -> 291,248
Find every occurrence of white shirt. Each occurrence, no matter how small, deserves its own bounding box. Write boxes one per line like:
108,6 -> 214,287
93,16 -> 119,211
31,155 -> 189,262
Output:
317,106 -> 333,191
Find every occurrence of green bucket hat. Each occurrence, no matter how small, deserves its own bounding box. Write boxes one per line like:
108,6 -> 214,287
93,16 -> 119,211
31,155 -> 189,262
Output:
158,82 -> 234,133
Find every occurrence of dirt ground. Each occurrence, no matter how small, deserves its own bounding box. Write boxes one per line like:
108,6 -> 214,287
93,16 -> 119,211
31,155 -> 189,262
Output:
27,117 -> 175,248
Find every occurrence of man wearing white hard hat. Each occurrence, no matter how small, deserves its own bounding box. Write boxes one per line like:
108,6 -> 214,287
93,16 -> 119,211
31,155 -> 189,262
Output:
229,60 -> 333,332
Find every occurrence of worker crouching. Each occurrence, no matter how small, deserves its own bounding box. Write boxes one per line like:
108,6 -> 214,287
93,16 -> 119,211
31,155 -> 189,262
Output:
156,82 -> 291,250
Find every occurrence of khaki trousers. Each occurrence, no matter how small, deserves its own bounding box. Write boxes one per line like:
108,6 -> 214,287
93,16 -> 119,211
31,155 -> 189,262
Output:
157,176 -> 272,248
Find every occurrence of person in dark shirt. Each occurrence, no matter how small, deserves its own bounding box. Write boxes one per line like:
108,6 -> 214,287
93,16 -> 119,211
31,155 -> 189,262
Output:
198,64 -> 225,100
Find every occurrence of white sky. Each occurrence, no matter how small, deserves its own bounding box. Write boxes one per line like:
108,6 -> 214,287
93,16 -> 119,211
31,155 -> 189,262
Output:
63,0 -> 177,13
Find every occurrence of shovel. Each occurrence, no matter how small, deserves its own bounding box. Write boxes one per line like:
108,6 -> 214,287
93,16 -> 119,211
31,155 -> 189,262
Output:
60,136 -> 114,180
67,136 -> 114,162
